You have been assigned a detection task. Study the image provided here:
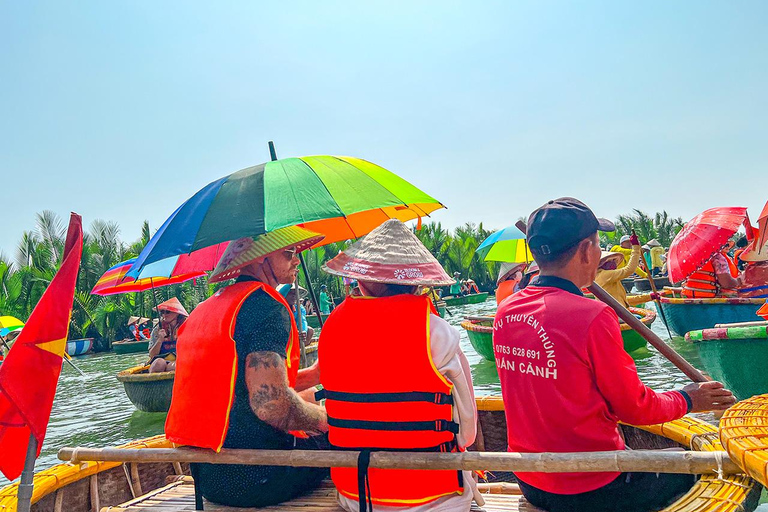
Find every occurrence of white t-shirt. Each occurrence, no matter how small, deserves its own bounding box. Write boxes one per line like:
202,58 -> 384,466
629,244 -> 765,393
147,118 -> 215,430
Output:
337,314 -> 478,512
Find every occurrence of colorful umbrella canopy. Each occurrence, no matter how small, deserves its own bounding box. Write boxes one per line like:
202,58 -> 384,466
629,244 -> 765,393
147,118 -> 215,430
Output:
127,156 -> 444,278
93,243 -> 228,295
0,316 -> 24,332
667,207 -> 748,283
476,226 -> 533,263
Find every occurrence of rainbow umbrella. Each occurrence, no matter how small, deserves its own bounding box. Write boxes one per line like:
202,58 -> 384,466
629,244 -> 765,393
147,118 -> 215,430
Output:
92,243 -> 226,295
128,155 -> 444,277
475,226 -> 533,263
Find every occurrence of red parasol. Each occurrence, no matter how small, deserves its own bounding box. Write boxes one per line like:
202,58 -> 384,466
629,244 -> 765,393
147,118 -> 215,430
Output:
756,200 -> 768,253
667,207 -> 747,284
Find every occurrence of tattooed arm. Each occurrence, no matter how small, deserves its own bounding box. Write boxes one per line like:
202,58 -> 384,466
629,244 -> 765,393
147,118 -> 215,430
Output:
245,351 -> 328,433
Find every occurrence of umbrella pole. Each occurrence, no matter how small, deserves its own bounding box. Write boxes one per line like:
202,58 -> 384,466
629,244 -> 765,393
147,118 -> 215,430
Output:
300,253 -> 325,328
514,221 -> 709,383
295,274 -> 307,367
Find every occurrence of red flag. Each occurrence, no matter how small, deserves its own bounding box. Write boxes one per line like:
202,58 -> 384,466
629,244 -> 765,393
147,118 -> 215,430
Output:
0,213 -> 83,480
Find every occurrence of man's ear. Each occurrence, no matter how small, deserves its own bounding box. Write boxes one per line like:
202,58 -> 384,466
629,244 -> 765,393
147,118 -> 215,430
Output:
578,238 -> 593,263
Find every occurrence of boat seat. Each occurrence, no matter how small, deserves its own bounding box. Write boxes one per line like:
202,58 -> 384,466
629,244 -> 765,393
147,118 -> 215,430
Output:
100,477 -> 541,511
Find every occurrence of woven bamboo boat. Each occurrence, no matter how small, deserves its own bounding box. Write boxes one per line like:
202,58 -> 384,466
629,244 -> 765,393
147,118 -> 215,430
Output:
621,278 -> 635,293
113,339 -> 150,354
116,365 -> 175,413
443,292 -> 489,307
619,307 -> 656,353
633,276 -> 672,292
684,326 -> 768,400
721,394 -> 768,489
4,396 -> 757,512
66,338 -> 94,356
461,317 -> 495,361
658,296 -> 765,336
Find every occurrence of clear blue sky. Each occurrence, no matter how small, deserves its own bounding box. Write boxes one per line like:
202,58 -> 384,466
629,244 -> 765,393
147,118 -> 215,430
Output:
2,1 -> 767,256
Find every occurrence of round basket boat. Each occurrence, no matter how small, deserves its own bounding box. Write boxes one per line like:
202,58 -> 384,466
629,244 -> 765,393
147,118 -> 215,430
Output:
619,307 -> 657,353
66,338 -> 94,356
116,365 -> 174,413
461,316 -> 494,361
658,296 -> 765,336
113,339 -> 150,354
443,292 -> 489,307
633,276 -> 672,292
685,325 -> 768,400
721,394 -> 768,488
4,397 -> 757,512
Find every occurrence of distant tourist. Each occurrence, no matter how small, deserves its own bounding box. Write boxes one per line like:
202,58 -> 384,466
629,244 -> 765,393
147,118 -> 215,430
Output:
494,197 -> 735,512
610,235 -> 648,278
449,271 -> 464,296
148,298 -> 188,373
319,284 -> 334,315
594,233 -> 643,307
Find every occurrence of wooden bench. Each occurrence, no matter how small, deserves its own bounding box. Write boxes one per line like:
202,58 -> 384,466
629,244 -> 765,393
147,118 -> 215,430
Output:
100,477 -> 541,511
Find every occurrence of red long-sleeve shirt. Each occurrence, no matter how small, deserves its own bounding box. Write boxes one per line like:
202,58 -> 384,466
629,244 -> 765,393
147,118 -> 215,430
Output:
493,277 -> 687,494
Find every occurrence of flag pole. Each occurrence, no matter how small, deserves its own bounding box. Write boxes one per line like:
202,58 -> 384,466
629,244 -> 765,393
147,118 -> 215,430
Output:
16,433 -> 38,512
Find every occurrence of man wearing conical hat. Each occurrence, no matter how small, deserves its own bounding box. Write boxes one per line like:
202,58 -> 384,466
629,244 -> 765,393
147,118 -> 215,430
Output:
148,297 -> 189,373
165,226 -> 330,507
318,219 -> 478,512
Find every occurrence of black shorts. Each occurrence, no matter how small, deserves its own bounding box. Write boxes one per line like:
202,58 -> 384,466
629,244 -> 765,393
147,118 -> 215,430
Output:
517,472 -> 696,512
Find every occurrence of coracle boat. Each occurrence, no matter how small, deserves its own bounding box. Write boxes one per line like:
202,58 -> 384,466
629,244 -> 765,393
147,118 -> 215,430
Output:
66,337 -> 94,356
443,292 -> 489,307
685,323 -> 768,400
461,317 -> 495,361
721,393 -> 768,489
113,339 -> 150,354
116,365 -> 174,413
658,294 -> 765,336
2,396 -> 758,512
621,278 -> 635,293
619,307 -> 656,353
462,310 -> 655,361
436,299 -> 447,318
633,276 -> 672,292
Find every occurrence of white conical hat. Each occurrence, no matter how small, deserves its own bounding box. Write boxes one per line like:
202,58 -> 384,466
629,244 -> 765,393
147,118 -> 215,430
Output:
323,219 -> 453,286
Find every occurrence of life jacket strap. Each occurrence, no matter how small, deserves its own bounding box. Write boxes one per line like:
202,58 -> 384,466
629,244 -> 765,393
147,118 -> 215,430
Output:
316,389 -> 454,405
331,439 -> 458,453
327,416 -> 460,434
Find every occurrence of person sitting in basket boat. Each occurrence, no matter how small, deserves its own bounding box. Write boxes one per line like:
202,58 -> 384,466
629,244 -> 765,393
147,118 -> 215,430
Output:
681,249 -> 743,298
317,219 -> 479,512
594,233 -> 647,308
449,271 -> 464,296
496,262 -> 526,304
127,316 -> 150,341
494,197 -> 736,512
148,298 -> 188,373
279,283 -> 315,345
164,226 -> 329,508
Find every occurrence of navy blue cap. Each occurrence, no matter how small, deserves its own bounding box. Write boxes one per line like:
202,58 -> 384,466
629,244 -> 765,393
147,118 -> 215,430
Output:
527,198 -> 615,257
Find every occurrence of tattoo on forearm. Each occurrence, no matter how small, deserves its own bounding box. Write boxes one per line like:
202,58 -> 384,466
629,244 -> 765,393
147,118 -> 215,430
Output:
245,351 -> 326,432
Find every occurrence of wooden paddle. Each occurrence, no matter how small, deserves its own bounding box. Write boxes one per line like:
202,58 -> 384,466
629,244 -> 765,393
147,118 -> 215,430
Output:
633,230 -> 675,340
514,221 -> 708,383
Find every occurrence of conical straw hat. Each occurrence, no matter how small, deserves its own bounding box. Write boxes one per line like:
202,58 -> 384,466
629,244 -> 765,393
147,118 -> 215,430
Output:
497,262 -> 526,284
599,251 -> 624,266
154,297 -> 189,317
209,226 -> 325,283
323,219 -> 453,286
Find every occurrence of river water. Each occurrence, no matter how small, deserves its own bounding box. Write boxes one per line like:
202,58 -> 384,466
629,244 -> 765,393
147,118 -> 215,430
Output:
0,299 -> 722,489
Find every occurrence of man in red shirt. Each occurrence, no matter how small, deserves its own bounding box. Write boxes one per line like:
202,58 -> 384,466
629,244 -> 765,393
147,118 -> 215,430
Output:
494,197 -> 736,512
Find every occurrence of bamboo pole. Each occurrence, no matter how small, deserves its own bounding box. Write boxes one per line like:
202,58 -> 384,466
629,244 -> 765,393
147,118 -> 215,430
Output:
634,235 -> 675,340
513,221 -> 709,384
57,446 -> 740,475
17,434 -> 38,512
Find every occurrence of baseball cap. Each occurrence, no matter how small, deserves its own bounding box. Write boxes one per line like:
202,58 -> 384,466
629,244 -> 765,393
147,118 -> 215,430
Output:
620,235 -> 631,244
527,197 -> 615,258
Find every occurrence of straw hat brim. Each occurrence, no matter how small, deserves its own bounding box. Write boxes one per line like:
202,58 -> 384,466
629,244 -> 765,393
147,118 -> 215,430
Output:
497,262 -> 526,284
599,251 -> 624,266
322,219 -> 454,286
209,226 -> 325,283
154,297 -> 189,317
741,240 -> 768,262
647,239 -> 662,247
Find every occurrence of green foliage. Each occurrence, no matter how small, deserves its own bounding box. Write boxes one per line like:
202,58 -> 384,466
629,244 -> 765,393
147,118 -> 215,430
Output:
599,209 -> 684,249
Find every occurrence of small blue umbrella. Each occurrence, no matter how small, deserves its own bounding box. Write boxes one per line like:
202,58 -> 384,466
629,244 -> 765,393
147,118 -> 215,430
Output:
475,226 -> 533,263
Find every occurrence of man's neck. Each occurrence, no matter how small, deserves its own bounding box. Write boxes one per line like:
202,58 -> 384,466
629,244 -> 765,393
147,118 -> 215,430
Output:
539,268 -> 588,290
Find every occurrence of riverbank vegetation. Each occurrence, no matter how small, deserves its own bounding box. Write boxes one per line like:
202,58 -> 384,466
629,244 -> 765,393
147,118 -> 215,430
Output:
0,209 -> 683,350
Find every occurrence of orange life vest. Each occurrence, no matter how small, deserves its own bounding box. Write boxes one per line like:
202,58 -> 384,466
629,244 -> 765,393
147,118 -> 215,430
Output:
724,251 -> 739,278
317,294 -> 463,510
496,279 -> 517,305
165,281 -> 299,451
682,261 -> 719,298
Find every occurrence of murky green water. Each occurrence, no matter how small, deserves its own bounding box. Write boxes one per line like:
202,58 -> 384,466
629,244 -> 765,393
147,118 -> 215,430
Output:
0,299 -> 729,489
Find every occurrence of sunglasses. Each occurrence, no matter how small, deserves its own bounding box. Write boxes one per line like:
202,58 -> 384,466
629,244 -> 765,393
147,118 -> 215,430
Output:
284,247 -> 298,259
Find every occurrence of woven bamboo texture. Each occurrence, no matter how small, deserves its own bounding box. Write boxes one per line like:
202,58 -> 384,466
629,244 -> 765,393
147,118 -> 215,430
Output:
721,394 -> 768,488
618,307 -> 656,332
97,478 -> 536,512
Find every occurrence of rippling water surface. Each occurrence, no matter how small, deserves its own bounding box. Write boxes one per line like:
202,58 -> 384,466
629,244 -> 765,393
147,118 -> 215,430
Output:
0,299 -> 727,489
